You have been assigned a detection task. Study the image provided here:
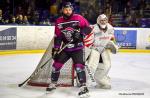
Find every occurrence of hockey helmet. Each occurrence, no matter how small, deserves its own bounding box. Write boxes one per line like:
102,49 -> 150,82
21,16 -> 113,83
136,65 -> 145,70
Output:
62,2 -> 74,10
97,14 -> 108,29
62,2 -> 74,20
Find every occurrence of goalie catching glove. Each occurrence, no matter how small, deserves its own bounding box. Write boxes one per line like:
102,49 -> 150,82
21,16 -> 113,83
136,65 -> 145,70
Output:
106,41 -> 118,54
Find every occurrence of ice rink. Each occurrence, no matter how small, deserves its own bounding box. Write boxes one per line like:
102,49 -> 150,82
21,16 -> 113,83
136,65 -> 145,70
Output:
0,52 -> 150,98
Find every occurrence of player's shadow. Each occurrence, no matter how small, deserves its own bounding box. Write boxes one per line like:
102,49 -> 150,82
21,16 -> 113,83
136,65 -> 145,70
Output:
111,77 -> 150,91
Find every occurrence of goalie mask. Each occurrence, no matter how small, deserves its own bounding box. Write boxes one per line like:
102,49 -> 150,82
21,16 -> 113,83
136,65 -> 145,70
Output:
97,14 -> 108,29
62,2 -> 74,20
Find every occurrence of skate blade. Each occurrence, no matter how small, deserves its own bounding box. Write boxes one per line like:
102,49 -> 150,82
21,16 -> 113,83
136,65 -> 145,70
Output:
45,87 -> 56,94
79,93 -> 90,98
46,87 -> 56,91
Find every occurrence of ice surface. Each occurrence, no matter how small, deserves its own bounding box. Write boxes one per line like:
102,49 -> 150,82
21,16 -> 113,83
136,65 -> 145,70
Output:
0,53 -> 150,98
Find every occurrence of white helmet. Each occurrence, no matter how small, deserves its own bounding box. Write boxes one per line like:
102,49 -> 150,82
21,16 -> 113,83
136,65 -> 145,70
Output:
97,14 -> 108,29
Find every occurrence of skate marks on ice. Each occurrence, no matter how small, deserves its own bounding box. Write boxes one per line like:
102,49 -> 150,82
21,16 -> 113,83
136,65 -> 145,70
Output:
0,79 -> 150,98
0,84 -> 47,98
0,53 -> 150,98
0,84 -> 78,98
130,61 -> 150,70
111,78 -> 150,91
0,83 -> 90,98
45,87 -> 78,98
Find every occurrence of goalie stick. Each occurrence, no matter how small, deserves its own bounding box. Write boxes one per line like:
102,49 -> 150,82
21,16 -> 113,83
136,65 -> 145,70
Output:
18,39 -> 73,87
83,35 -> 113,84
85,63 -> 95,83
83,47 -> 96,83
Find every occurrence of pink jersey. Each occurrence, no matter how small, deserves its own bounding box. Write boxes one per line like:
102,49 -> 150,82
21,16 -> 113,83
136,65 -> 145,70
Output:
54,14 -> 90,51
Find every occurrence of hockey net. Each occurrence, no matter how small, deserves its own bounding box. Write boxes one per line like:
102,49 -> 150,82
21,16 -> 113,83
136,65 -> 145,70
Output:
27,38 -> 75,87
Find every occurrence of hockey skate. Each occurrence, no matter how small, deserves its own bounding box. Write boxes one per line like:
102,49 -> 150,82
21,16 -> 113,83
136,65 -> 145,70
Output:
46,83 -> 56,91
100,84 -> 111,89
95,83 -> 111,89
78,86 -> 90,98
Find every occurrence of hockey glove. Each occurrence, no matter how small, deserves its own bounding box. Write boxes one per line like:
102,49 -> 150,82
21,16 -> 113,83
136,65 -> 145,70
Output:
72,30 -> 81,42
106,41 -> 118,54
52,48 -> 59,59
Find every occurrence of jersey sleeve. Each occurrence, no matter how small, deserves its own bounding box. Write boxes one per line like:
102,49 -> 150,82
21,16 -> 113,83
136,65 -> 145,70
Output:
54,20 -> 62,49
79,15 -> 92,35
109,27 -> 115,42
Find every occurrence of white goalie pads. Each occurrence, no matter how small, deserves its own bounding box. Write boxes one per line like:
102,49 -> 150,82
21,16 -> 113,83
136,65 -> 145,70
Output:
85,48 -> 100,74
85,33 -> 112,71
84,24 -> 116,87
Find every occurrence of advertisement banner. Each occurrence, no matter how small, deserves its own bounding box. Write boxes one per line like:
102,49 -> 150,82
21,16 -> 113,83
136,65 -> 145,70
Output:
136,28 -> 150,49
114,30 -> 137,49
0,28 -> 17,50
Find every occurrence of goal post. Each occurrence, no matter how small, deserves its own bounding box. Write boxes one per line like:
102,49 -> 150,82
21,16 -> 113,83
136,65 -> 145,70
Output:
27,38 -> 75,87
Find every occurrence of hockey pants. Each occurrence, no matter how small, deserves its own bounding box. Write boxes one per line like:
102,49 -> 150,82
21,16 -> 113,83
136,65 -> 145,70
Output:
51,49 -> 86,85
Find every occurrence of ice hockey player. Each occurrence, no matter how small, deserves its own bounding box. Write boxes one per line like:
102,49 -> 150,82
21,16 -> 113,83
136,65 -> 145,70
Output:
46,2 -> 92,97
84,14 -> 118,89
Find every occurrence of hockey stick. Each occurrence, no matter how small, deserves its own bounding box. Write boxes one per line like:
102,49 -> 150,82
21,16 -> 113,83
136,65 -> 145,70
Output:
85,55 -> 95,82
85,65 -> 95,82
84,40 -> 111,83
18,40 -> 73,87
83,37 -> 112,83
83,48 -> 96,83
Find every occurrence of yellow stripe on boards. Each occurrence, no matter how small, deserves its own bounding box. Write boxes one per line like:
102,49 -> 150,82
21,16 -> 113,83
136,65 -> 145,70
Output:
0,49 -> 150,56
119,49 -> 150,53
0,50 -> 46,56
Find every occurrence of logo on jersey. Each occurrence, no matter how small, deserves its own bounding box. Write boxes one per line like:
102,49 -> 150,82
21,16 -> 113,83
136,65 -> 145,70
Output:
57,21 -> 80,41
58,24 -> 63,29
62,27 -> 75,41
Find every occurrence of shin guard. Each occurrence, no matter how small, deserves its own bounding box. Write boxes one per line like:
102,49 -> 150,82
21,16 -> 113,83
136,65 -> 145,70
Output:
75,66 -> 86,85
51,61 -> 63,83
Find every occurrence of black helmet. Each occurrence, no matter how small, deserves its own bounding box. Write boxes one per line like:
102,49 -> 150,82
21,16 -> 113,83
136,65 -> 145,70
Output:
62,2 -> 74,10
61,2 -> 74,20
